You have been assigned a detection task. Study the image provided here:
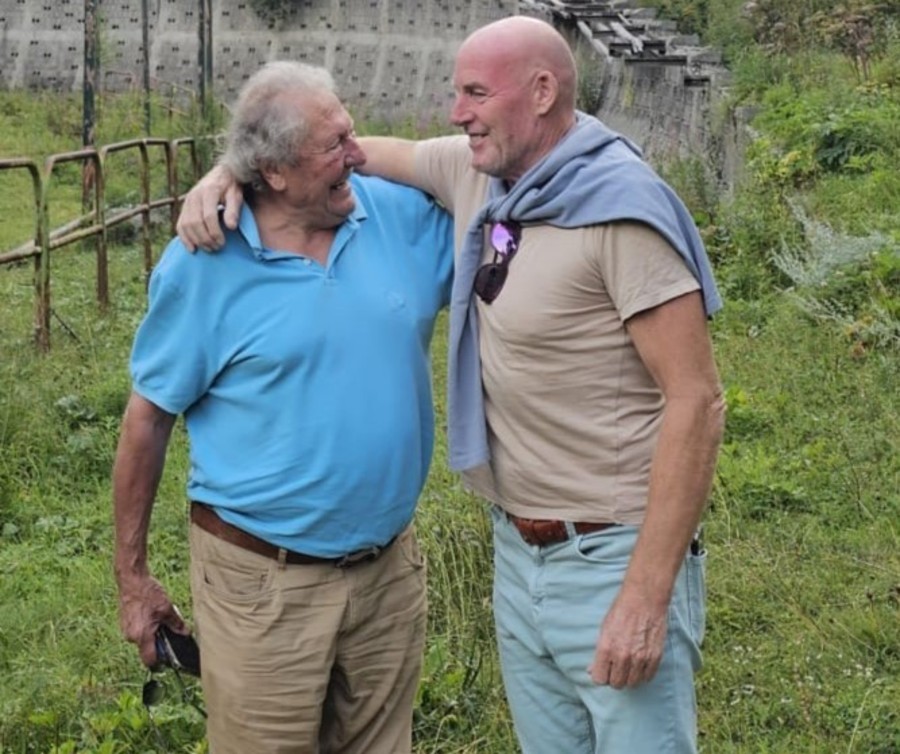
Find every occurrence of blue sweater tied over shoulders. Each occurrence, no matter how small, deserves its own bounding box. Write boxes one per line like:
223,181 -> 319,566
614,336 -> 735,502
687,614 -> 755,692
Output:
447,112 -> 723,472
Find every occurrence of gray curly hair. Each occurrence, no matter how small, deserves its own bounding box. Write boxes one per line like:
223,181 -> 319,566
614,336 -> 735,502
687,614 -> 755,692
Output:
219,61 -> 337,193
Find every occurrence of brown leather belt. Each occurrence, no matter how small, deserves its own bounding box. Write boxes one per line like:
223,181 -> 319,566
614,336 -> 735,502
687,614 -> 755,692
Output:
506,511 -> 617,547
190,501 -> 395,568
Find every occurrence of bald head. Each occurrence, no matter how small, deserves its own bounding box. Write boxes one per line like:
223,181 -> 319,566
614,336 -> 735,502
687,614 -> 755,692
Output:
460,16 -> 577,113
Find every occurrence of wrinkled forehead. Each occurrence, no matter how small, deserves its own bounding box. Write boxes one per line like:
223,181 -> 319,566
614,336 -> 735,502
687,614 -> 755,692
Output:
303,92 -> 353,139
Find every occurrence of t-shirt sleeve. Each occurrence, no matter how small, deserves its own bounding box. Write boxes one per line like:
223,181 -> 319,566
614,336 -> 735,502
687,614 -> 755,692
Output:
413,135 -> 473,212
594,221 -> 701,322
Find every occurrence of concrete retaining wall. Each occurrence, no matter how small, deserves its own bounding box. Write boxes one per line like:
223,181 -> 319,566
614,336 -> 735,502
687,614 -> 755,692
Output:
0,0 -> 514,124
525,3 -> 744,189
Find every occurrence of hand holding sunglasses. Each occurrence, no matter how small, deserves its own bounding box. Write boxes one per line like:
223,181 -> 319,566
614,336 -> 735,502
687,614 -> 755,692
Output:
154,623 -> 201,677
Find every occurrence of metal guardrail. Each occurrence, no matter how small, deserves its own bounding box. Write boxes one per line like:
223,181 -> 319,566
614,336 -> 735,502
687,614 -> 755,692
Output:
0,137 -> 202,351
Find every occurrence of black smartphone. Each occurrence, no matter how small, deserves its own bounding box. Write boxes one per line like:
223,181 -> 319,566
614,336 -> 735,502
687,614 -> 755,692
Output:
155,624 -> 202,677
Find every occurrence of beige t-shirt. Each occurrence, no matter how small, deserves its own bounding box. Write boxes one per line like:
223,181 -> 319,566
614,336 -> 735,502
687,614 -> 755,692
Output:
415,136 -> 700,524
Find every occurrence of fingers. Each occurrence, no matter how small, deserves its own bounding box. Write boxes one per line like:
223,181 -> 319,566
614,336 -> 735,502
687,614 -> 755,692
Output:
161,603 -> 189,635
588,611 -> 667,689
139,626 -> 162,669
176,191 -> 223,252
117,577 -> 180,669
175,164 -> 240,251
222,182 -> 243,230
123,603 -> 163,669
198,199 -> 226,251
589,648 -> 662,688
175,195 -> 201,252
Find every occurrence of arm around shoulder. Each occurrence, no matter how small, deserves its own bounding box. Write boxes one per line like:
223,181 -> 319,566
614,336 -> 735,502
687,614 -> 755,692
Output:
176,163 -> 244,252
357,136 -> 422,189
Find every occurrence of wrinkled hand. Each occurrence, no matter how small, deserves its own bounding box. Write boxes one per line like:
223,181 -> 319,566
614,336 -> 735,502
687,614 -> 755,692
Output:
175,164 -> 243,252
588,586 -> 668,688
117,575 -> 187,669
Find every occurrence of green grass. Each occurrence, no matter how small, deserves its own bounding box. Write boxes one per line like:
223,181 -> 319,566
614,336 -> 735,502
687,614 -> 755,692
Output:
2,220 -> 898,754
701,298 -> 900,753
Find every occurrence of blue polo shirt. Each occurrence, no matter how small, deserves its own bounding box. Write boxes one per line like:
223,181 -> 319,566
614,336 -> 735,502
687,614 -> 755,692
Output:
130,175 -> 453,556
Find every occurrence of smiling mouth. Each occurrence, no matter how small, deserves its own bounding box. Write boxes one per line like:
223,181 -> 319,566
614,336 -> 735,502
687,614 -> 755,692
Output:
466,133 -> 489,151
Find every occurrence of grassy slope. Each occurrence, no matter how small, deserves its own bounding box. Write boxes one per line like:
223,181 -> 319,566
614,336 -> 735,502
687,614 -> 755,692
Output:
704,299 -> 899,752
2,249 -> 897,753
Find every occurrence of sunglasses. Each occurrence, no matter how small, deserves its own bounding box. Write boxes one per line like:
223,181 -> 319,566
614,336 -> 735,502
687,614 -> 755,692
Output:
143,665 -> 207,717
473,220 -> 521,304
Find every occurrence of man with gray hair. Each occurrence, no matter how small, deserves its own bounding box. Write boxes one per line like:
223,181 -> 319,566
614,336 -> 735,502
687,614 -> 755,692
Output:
113,61 -> 453,753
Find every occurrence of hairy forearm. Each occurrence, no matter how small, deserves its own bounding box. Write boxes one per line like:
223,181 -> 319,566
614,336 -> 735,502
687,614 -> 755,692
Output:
113,394 -> 176,588
623,390 -> 725,604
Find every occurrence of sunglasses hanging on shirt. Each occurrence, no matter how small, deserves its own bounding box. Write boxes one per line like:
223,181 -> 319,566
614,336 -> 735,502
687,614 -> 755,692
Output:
473,220 -> 521,304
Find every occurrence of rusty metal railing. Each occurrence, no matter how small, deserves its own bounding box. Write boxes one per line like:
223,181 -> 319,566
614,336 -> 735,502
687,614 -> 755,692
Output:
0,137 -> 203,351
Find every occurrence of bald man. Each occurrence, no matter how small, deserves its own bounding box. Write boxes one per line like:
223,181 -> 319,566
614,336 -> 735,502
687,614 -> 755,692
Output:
177,16 -> 725,754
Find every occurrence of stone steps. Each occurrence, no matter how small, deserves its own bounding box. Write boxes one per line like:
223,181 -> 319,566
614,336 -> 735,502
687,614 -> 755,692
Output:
522,0 -> 720,83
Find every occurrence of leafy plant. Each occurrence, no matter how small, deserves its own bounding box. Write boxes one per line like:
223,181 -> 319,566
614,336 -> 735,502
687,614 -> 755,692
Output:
811,2 -> 899,82
773,201 -> 900,352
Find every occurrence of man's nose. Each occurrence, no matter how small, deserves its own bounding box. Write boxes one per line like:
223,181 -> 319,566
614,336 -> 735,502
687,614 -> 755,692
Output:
345,140 -> 366,168
450,96 -> 470,126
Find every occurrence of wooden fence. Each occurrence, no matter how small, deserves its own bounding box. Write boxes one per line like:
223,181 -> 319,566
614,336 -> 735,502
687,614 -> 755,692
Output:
0,138 -> 204,351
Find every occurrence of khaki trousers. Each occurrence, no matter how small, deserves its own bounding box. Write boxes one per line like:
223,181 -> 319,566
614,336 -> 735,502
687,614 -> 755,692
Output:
189,523 -> 427,754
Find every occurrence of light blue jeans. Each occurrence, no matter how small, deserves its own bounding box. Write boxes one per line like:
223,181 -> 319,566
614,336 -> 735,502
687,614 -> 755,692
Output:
490,506 -> 706,754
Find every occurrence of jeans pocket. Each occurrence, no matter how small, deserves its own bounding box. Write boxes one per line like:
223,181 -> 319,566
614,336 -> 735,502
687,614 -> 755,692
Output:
686,550 -> 708,647
573,525 -> 636,565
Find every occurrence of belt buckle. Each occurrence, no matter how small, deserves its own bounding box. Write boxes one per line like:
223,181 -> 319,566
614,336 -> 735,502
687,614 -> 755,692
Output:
334,545 -> 381,568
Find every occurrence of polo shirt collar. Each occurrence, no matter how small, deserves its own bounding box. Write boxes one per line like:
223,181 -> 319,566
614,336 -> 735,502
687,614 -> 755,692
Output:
236,195 -> 368,262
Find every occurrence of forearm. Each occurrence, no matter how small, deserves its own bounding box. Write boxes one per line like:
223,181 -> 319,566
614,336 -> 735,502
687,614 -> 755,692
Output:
622,391 -> 724,605
113,394 -> 176,589
357,136 -> 423,188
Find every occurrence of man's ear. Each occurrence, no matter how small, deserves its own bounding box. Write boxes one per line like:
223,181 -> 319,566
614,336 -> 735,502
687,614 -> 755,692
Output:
533,70 -> 559,116
260,163 -> 286,192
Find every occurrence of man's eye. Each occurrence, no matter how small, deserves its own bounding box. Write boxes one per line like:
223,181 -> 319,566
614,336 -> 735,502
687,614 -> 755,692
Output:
471,91 -> 488,103
328,131 -> 356,153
